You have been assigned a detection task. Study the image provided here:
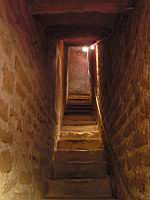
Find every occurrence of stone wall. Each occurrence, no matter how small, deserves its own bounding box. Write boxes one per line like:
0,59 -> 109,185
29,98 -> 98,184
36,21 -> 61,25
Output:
54,40 -> 65,140
98,1 -> 150,200
0,1 -> 55,199
68,47 -> 90,95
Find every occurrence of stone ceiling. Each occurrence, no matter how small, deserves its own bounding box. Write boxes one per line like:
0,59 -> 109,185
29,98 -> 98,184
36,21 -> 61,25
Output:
29,0 -> 135,45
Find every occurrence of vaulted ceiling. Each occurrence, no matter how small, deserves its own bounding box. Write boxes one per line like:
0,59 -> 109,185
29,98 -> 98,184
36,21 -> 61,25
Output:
29,0 -> 135,45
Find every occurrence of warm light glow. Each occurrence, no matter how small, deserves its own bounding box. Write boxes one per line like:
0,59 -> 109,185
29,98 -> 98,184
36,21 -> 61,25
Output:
82,46 -> 89,52
90,45 -> 95,50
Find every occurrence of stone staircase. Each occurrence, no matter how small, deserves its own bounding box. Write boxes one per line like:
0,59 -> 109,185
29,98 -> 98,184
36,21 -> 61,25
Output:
44,100 -> 116,200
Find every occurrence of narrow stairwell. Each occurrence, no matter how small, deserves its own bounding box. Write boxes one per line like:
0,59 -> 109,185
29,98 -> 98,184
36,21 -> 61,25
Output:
44,96 -> 116,200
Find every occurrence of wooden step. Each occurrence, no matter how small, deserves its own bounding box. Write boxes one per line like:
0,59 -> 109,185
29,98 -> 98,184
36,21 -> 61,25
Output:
54,150 -> 106,162
46,177 -> 112,198
57,139 -> 103,150
53,161 -> 107,179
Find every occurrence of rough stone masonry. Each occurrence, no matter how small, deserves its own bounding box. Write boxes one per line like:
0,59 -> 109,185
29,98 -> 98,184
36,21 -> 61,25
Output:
98,0 -> 150,200
0,1 -> 56,199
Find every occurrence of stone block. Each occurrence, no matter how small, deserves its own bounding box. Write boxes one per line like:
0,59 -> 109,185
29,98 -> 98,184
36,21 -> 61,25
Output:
2,64 -> 15,94
133,133 -> 148,148
12,192 -> 29,200
18,171 -> 33,185
0,126 -> 13,144
16,81 -> 26,99
0,32 -> 13,57
0,98 -> 8,122
2,179 -> 17,194
15,56 -> 32,92
0,150 -> 12,173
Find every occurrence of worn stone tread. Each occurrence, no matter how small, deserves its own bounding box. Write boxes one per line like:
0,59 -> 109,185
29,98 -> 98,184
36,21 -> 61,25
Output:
46,177 -> 112,198
57,139 -> 103,150
66,106 -> 93,109
63,114 -> 96,120
54,149 -> 105,162
53,161 -> 107,179
43,198 -> 116,200
62,120 -> 97,125
60,130 -> 100,140
61,125 -> 98,132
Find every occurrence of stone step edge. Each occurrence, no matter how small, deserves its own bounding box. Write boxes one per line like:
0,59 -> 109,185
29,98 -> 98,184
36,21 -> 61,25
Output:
62,122 -> 97,127
45,195 -> 113,199
57,139 -> 101,142
53,161 -> 106,164
61,125 -> 98,128
54,149 -> 105,155
51,170 -> 110,178
47,176 -> 111,182
55,149 -> 104,152
60,131 -> 99,133
41,197 -> 118,200
59,137 -> 100,139
62,121 -> 97,123
56,147 -> 104,151
59,139 -> 101,142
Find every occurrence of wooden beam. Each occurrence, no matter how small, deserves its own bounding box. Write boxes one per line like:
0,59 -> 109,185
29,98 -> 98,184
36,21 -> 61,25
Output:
30,0 -> 127,15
